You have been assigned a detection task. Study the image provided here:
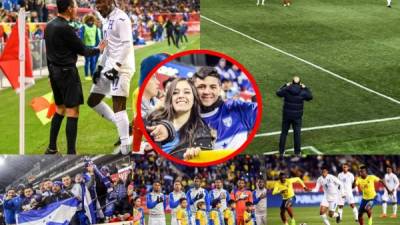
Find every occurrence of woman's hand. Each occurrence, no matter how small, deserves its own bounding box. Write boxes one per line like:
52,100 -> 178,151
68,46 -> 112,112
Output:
183,147 -> 201,160
147,125 -> 169,142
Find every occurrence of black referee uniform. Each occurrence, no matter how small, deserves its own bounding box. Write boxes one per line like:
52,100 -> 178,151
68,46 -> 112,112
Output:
44,16 -> 100,154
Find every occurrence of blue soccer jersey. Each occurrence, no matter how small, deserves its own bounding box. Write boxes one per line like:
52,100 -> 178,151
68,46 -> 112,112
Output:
201,100 -> 257,149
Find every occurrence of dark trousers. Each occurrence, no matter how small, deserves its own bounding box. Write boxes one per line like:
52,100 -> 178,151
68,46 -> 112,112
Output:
167,32 -> 176,46
279,117 -> 302,155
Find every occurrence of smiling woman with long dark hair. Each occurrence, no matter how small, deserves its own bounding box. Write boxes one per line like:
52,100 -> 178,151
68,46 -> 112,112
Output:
146,78 -> 214,159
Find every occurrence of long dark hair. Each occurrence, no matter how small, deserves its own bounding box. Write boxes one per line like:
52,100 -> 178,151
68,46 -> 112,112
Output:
147,78 -> 206,147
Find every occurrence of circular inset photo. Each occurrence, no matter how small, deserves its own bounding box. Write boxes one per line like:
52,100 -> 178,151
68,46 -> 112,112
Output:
137,50 -> 262,166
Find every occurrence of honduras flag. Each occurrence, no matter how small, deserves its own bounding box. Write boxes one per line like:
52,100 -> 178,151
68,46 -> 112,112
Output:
16,197 -> 79,225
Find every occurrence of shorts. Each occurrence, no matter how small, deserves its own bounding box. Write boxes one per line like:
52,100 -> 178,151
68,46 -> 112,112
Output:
358,198 -> 375,215
255,214 -> 267,225
337,192 -> 356,205
171,215 -> 178,225
90,69 -> 133,97
321,196 -> 338,211
148,216 -> 166,225
281,197 -> 295,210
49,65 -> 83,107
382,190 -> 398,203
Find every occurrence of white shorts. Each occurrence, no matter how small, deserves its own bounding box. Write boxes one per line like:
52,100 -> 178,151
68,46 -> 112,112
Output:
148,216 -> 166,225
321,196 -> 338,211
90,70 -> 133,97
382,190 -> 398,203
337,192 -> 356,205
171,215 -> 178,225
255,214 -> 267,225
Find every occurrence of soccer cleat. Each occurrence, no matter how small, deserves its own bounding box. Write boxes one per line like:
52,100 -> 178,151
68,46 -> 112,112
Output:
120,144 -> 132,155
336,216 -> 341,223
85,76 -> 92,81
388,5 -> 392,8
45,148 -> 59,155
368,217 -> 372,225
290,219 -> 296,225
390,214 -> 397,218
380,214 -> 387,218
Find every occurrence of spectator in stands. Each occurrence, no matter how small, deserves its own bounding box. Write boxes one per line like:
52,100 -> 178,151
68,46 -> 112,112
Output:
276,76 -> 313,157
42,181 -> 72,205
3,188 -> 17,225
80,14 -> 101,81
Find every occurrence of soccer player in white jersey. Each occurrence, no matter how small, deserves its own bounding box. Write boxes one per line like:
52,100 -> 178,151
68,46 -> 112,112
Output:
312,166 -> 344,225
338,163 -> 359,221
252,178 -> 267,225
87,0 -> 135,154
170,180 -> 187,225
187,176 -> 209,225
257,0 -> 265,6
146,181 -> 167,225
387,0 -> 392,8
381,166 -> 399,218
210,178 -> 230,214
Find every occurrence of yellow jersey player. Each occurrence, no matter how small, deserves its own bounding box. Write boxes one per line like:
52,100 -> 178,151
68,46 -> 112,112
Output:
224,200 -> 237,225
356,166 -> 391,225
244,201 -> 255,225
195,201 -> 208,225
176,198 -> 190,225
209,199 -> 223,225
132,197 -> 145,225
272,172 -> 310,225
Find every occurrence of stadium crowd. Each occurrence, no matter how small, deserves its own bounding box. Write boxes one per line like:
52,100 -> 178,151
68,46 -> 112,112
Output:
0,154 -> 267,225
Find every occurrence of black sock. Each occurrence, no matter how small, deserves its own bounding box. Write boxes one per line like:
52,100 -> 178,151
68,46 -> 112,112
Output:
66,117 -> 78,154
48,113 -> 64,150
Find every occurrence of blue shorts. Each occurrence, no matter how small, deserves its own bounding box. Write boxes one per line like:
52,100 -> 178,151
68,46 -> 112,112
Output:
281,197 -> 295,210
358,198 -> 375,214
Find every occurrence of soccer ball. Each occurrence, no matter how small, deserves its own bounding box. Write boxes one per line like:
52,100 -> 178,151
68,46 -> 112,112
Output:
299,223 -> 307,225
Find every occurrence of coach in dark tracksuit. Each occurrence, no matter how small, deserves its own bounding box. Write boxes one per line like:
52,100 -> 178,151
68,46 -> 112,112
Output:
44,0 -> 105,154
276,76 -> 313,156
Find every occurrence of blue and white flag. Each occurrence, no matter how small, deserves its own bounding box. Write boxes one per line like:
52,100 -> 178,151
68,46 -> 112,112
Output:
16,197 -> 79,225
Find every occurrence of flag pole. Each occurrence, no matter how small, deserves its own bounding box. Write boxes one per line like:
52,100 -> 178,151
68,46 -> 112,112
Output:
18,8 -> 26,155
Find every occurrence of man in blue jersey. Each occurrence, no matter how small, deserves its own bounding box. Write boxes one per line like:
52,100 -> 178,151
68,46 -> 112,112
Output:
192,66 -> 258,149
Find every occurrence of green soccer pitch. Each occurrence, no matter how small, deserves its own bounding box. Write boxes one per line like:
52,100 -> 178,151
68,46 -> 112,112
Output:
268,206 -> 400,225
0,34 -> 199,154
201,0 -> 400,154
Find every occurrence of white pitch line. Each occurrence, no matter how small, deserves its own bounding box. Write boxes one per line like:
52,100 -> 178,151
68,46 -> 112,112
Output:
256,116 -> 400,137
201,15 -> 400,105
263,146 -> 323,155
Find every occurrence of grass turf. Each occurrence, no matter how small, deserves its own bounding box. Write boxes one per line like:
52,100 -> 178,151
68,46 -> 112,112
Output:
0,34 -> 199,154
268,206 -> 400,225
201,0 -> 400,154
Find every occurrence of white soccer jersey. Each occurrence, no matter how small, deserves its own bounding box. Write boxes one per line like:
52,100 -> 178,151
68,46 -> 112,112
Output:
313,174 -> 344,201
187,187 -> 207,213
338,172 -> 355,194
170,191 -> 186,216
253,188 -> 267,215
385,173 -> 399,191
210,188 -> 229,211
101,7 -> 135,72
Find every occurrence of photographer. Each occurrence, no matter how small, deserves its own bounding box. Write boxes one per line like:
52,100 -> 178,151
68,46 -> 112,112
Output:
276,76 -> 313,157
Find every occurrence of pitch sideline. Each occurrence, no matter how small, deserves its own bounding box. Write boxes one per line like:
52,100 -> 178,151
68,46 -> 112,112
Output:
201,15 -> 400,105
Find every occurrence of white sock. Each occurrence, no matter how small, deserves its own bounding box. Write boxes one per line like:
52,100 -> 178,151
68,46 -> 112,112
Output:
93,102 -> 115,123
383,202 -> 387,214
321,214 -> 330,225
115,110 -> 130,146
387,0 -> 391,6
393,204 -> 397,215
338,208 -> 343,218
353,207 -> 359,220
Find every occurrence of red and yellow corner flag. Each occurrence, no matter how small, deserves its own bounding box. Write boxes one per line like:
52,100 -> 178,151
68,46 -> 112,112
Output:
0,21 -> 33,91
30,92 -> 56,125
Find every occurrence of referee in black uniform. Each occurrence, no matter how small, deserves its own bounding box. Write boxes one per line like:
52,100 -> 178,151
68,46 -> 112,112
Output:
44,0 -> 106,154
